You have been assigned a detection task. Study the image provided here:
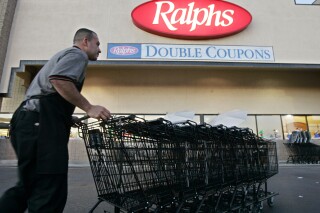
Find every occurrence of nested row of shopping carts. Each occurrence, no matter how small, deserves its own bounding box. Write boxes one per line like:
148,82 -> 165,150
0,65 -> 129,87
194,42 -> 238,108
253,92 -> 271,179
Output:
78,115 -> 278,213
284,142 -> 320,164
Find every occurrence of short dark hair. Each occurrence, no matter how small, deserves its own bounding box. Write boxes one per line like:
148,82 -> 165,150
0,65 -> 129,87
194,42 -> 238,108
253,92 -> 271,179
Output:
73,28 -> 96,44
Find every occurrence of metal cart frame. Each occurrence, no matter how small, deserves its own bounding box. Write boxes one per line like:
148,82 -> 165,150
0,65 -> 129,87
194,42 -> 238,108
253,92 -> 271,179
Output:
79,115 -> 279,213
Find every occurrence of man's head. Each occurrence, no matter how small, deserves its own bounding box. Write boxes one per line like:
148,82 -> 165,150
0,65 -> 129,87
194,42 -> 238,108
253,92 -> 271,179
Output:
73,28 -> 101,61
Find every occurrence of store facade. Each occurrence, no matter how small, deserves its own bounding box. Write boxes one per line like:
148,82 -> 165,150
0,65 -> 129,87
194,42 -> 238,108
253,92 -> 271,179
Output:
0,0 -> 320,144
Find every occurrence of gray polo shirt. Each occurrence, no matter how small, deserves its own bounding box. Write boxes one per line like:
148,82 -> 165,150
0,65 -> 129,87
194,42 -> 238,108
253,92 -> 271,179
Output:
23,46 -> 88,111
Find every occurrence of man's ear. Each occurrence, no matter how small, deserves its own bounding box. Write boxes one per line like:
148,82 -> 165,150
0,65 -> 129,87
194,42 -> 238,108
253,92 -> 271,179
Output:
82,37 -> 88,47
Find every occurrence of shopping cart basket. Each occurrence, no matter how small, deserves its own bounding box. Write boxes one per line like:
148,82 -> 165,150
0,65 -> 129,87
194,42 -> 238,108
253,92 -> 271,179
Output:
78,115 -> 279,213
79,115 -> 186,212
284,142 -> 320,164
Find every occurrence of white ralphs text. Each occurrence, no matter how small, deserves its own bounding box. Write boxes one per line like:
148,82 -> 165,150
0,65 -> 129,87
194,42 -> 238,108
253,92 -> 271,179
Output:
152,1 -> 234,31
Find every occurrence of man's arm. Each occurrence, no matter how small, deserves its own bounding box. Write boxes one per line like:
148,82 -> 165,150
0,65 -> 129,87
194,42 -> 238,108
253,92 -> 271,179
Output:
50,79 -> 111,120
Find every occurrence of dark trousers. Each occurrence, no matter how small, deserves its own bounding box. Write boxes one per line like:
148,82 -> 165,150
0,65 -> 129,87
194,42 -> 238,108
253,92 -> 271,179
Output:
0,110 -> 67,213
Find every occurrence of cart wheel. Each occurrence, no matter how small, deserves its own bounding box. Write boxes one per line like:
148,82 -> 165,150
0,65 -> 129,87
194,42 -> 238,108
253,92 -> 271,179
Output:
267,197 -> 275,207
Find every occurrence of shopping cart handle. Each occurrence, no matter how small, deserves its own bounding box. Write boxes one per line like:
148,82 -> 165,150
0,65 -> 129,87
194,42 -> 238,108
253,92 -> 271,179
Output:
79,115 -> 90,121
71,115 -> 90,127
146,117 -> 165,125
77,114 -> 136,124
103,114 -> 136,124
78,115 -> 90,121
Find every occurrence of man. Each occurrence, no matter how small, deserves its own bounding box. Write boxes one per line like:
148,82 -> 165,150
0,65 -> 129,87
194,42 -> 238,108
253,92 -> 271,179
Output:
0,28 -> 111,212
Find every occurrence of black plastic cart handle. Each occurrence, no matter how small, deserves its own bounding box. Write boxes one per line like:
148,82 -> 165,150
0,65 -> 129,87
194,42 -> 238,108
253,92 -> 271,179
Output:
76,114 -> 136,124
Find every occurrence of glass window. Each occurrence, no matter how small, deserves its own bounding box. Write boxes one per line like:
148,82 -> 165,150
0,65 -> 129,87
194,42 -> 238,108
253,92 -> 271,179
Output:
282,115 -> 307,140
237,115 -> 257,135
0,113 -> 12,138
295,0 -> 320,5
69,113 -> 86,139
4,112 -> 320,141
307,116 -> 320,139
203,115 -> 218,125
257,115 -> 283,140
203,115 -> 257,133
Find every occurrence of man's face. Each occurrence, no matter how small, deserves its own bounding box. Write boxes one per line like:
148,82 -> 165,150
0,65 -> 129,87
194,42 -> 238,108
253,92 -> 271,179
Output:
86,34 -> 101,61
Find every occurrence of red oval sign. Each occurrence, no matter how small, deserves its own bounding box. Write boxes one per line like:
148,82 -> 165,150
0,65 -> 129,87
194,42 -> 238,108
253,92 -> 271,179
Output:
131,0 -> 252,40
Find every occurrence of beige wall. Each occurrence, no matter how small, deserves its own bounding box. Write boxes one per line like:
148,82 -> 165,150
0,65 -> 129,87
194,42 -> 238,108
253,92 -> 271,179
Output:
0,0 -> 17,78
0,0 -> 18,108
75,66 -> 320,115
3,65 -> 320,114
1,0 -> 320,94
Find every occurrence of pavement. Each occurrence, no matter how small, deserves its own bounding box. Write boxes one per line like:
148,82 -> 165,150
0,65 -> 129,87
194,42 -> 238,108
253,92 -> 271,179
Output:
0,164 -> 320,213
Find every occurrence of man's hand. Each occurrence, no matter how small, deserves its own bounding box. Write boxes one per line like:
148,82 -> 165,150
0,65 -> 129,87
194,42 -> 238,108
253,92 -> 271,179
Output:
86,105 -> 111,121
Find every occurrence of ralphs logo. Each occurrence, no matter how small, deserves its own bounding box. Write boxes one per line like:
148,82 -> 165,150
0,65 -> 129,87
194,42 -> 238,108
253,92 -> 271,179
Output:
131,0 -> 252,40
110,46 -> 139,55
108,43 -> 141,59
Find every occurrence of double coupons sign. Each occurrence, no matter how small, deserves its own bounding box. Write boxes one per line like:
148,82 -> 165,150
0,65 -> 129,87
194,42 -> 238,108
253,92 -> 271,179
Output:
131,0 -> 252,40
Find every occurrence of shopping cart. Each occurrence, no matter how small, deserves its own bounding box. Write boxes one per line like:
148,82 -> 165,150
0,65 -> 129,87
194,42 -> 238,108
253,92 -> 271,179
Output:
284,142 -> 320,164
78,115 -> 279,213
195,126 -> 278,213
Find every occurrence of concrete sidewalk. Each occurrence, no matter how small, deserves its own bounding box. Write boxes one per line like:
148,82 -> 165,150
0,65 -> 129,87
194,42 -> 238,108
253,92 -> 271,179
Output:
0,165 -> 320,213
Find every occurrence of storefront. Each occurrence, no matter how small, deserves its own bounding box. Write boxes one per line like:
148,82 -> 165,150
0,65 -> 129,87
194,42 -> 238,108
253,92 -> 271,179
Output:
0,0 -> 320,144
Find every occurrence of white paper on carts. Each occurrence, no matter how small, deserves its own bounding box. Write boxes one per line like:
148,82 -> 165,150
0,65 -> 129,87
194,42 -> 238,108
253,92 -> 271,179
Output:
209,109 -> 248,127
164,111 -> 195,124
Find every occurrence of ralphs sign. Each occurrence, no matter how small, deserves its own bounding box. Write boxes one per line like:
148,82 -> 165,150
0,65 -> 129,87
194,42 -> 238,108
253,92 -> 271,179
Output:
131,0 -> 252,39
110,45 -> 139,55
